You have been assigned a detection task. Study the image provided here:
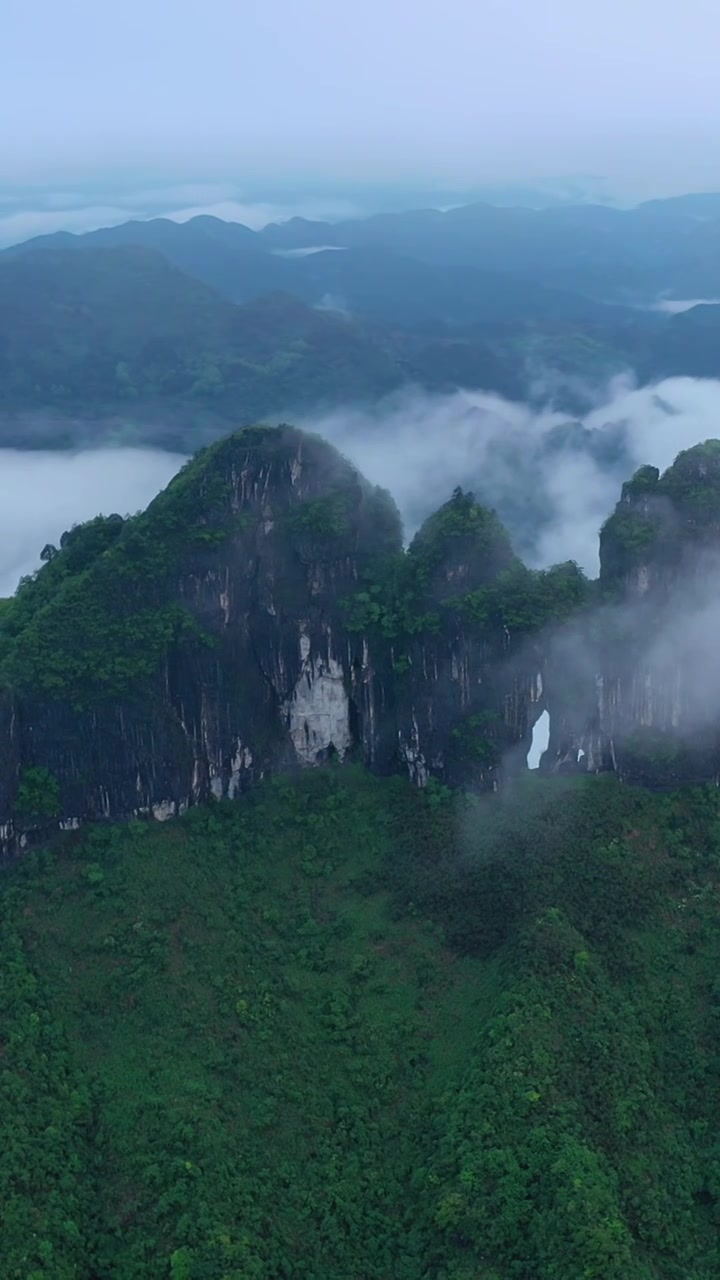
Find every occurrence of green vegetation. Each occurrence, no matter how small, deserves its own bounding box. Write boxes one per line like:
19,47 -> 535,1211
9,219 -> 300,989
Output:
283,496 -> 349,538
0,249 -> 403,440
450,711 -> 502,767
407,488 -> 517,587
0,430 -> 267,704
620,463 -> 660,500
0,426 -> 403,709
0,435 -> 243,704
344,487 -> 518,641
458,559 -> 588,631
2,767 -> 720,1278
14,766 -> 62,820
344,491 -> 588,646
599,507 -> 661,583
601,442 -> 720,583
342,552 -> 441,639
659,439 -> 720,518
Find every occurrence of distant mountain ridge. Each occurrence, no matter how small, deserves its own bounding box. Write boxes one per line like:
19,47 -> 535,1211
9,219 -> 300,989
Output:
0,245 -> 403,448
4,211 -> 628,330
12,191 -> 720,304
3,196 -> 720,451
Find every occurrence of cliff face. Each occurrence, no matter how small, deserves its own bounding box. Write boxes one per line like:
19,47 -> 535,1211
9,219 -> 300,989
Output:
544,441 -> 720,785
0,428 -> 397,851
0,429 -> 558,854
5,426 -> 720,855
392,493 -> 549,787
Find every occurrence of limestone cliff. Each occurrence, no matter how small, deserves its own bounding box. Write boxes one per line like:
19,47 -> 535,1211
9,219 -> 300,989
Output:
6,426 -> 720,856
544,440 -> 720,785
0,428 -> 564,854
0,427 -> 398,852
391,492 -> 551,787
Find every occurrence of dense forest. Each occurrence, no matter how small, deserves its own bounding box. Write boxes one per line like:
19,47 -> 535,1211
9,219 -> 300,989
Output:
3,766 -> 720,1278
0,249 -> 402,448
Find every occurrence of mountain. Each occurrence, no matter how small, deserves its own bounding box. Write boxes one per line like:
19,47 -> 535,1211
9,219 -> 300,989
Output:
258,196 -> 720,303
0,425 -> 573,850
0,233 -> 669,452
3,422 -> 720,856
5,213 -> 286,299
288,246 -> 623,329
16,203 -> 720,417
5,425 -> 720,1278
544,440 -> 720,784
14,192 -> 720,314
5,211 -> 638,328
0,246 -> 403,446
642,302 -> 720,379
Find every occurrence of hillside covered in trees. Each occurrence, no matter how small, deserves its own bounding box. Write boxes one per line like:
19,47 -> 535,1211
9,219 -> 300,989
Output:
0,247 -> 403,448
3,766 -> 720,1279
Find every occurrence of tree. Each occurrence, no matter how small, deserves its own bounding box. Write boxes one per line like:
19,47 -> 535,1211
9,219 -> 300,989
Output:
14,766 -> 62,820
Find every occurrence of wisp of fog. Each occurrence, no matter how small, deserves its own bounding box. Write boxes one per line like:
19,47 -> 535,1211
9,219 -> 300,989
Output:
307,375 -> 720,572
4,375 -> 720,603
0,448 -> 186,597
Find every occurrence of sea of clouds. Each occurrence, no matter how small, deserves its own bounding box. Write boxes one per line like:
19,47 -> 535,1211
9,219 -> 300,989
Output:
4,375 -> 720,598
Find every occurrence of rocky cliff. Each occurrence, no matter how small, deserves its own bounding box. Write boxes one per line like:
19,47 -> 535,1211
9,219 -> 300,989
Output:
544,440 -> 720,785
3,425 -> 720,855
0,426 -> 570,855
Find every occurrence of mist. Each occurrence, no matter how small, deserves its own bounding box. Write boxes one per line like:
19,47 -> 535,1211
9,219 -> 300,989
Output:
307,375 -> 720,573
6,0 -> 720,204
4,373 -> 720,605
0,448 -> 185,597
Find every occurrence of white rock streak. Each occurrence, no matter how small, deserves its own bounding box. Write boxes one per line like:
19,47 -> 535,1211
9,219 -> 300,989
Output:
286,628 -> 351,764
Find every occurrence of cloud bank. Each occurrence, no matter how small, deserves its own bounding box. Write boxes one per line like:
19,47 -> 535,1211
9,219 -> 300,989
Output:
0,448 -> 185,597
4,374 -> 720,604
0,184 -> 361,249
306,376 -> 720,572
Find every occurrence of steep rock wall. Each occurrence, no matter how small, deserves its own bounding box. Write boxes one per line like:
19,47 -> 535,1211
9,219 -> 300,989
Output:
12,428 -> 720,854
0,432 -> 558,854
0,428 -> 400,853
543,443 -> 720,785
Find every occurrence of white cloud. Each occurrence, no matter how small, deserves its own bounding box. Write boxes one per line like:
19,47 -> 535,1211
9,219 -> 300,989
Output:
4,374 -> 720,605
649,298 -> 720,314
0,189 -> 362,249
0,205 -> 133,247
305,376 -> 720,573
160,197 -> 359,229
0,448 -> 185,597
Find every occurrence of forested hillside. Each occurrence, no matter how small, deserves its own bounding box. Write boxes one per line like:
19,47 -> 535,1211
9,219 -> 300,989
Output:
3,767 -> 720,1279
5,203 -> 720,453
0,247 -> 402,438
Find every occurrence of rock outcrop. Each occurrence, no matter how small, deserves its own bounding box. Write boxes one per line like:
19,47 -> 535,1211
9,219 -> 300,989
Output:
5,426 -> 720,856
392,492 -> 551,787
544,440 -> 720,785
0,427 -> 557,855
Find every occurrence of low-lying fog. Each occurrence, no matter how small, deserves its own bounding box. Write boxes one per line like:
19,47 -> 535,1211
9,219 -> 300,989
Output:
4,374 -> 720,600
0,448 -> 186,597
649,298 -> 720,314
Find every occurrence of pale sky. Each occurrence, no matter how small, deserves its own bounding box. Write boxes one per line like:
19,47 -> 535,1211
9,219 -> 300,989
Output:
2,0 -> 720,236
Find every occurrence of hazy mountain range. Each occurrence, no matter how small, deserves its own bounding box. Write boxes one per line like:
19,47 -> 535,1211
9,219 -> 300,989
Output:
3,192 -> 720,449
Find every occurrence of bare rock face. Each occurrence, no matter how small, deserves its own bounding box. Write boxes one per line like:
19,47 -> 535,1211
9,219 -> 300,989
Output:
544,442 -> 720,785
7,426 -> 720,856
0,427 -> 400,853
391,492 -> 550,788
0,429 -> 560,854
